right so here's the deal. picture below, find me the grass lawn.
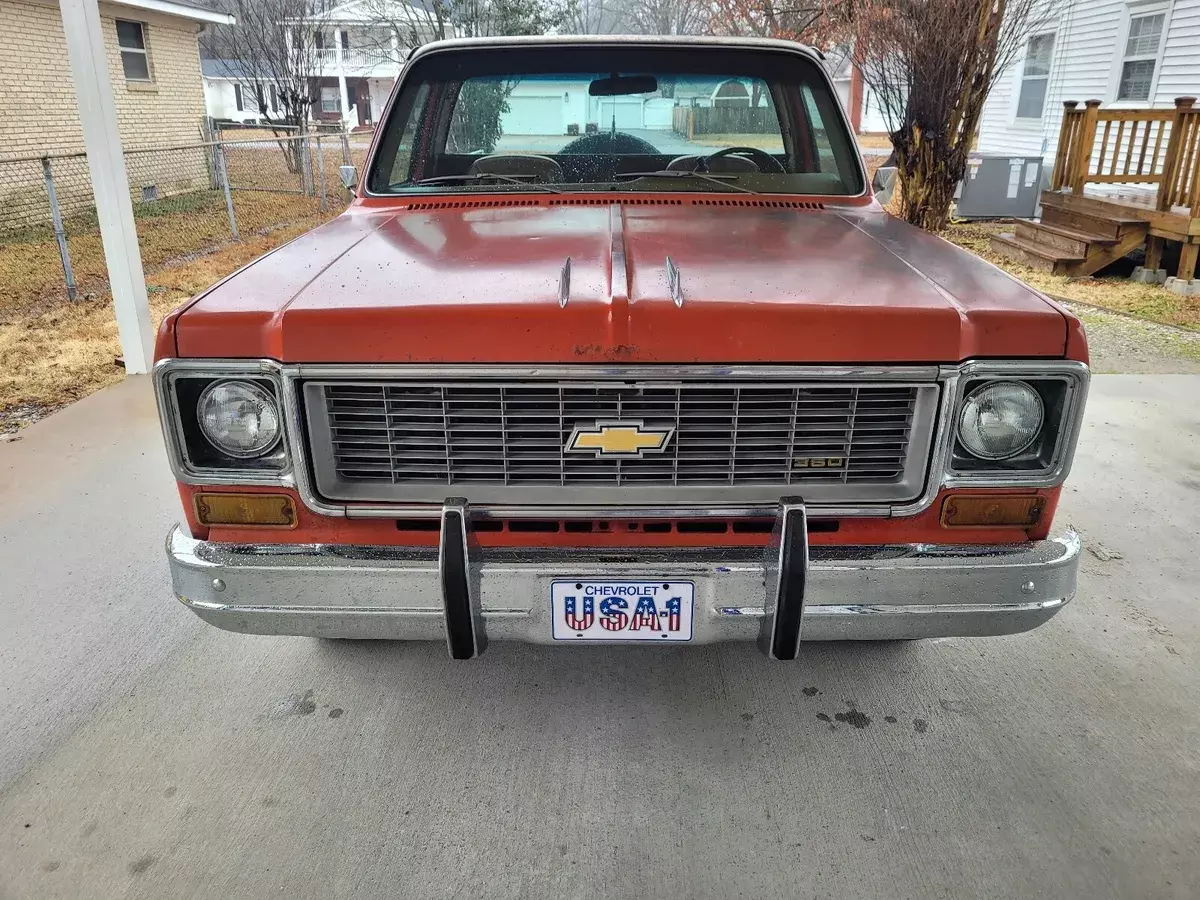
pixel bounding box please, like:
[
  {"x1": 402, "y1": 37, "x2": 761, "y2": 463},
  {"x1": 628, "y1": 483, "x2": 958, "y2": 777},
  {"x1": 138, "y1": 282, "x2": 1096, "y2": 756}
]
[
  {"x1": 221, "y1": 138, "x2": 369, "y2": 196},
  {"x1": 856, "y1": 134, "x2": 893, "y2": 151},
  {"x1": 1, "y1": 140, "x2": 354, "y2": 428},
  {"x1": 690, "y1": 133, "x2": 894, "y2": 154},
  {"x1": 941, "y1": 220, "x2": 1200, "y2": 330},
  {"x1": 689, "y1": 133, "x2": 785, "y2": 151},
  {"x1": 0, "y1": 220, "x2": 329, "y2": 426},
  {"x1": 0, "y1": 190, "x2": 337, "y2": 315}
]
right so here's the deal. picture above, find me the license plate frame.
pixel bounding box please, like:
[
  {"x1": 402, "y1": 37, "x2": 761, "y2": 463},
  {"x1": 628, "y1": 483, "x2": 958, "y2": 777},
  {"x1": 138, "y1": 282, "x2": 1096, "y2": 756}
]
[{"x1": 550, "y1": 580, "x2": 696, "y2": 642}]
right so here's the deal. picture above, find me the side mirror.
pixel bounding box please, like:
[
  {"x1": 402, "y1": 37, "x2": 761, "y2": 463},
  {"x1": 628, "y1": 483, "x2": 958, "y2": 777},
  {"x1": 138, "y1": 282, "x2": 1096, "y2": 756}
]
[{"x1": 339, "y1": 165, "x2": 357, "y2": 191}]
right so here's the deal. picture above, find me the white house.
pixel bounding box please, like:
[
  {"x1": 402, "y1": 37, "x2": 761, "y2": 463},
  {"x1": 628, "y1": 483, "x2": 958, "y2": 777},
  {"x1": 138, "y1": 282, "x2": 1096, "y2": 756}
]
[
  {"x1": 977, "y1": 0, "x2": 1200, "y2": 166},
  {"x1": 497, "y1": 77, "x2": 761, "y2": 137},
  {"x1": 300, "y1": 0, "x2": 436, "y2": 130},
  {"x1": 201, "y1": 1, "x2": 436, "y2": 129},
  {"x1": 825, "y1": 46, "x2": 890, "y2": 135},
  {"x1": 202, "y1": 59, "x2": 283, "y2": 123}
]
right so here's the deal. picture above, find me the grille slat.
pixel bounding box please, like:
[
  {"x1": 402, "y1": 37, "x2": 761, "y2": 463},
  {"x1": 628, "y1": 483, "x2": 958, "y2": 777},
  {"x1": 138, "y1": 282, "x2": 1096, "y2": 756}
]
[{"x1": 317, "y1": 380, "x2": 924, "y2": 492}]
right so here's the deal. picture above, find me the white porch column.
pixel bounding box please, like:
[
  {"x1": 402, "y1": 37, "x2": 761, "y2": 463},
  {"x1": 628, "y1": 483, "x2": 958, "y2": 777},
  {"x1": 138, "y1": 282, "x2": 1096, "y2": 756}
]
[
  {"x1": 336, "y1": 29, "x2": 351, "y2": 129},
  {"x1": 58, "y1": 0, "x2": 153, "y2": 374}
]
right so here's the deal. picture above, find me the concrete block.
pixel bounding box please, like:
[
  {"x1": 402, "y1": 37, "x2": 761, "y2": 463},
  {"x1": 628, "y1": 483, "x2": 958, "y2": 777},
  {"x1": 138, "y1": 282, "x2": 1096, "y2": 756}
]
[
  {"x1": 1165, "y1": 277, "x2": 1200, "y2": 296},
  {"x1": 1130, "y1": 266, "x2": 1158, "y2": 284},
  {"x1": 1155, "y1": 268, "x2": 1169, "y2": 284}
]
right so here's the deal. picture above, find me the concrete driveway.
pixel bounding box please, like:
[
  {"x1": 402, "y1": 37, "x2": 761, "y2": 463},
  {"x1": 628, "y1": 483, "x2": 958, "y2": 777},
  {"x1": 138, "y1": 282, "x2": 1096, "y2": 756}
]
[{"x1": 1, "y1": 375, "x2": 1197, "y2": 899}]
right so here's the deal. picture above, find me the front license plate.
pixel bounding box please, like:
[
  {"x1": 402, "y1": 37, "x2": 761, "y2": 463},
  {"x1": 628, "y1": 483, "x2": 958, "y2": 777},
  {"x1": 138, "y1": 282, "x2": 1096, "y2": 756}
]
[{"x1": 551, "y1": 580, "x2": 695, "y2": 642}]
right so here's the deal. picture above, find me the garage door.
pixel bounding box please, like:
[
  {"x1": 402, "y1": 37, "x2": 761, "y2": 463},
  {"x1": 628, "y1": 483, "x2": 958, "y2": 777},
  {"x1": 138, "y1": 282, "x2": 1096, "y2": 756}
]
[
  {"x1": 597, "y1": 99, "x2": 644, "y2": 130},
  {"x1": 501, "y1": 96, "x2": 563, "y2": 136}
]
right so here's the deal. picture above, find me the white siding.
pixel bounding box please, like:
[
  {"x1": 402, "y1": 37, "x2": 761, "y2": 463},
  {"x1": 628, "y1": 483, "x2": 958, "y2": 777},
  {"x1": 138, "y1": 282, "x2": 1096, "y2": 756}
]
[
  {"x1": 1156, "y1": 0, "x2": 1200, "y2": 101},
  {"x1": 977, "y1": 0, "x2": 1200, "y2": 172},
  {"x1": 834, "y1": 77, "x2": 851, "y2": 113},
  {"x1": 368, "y1": 78, "x2": 394, "y2": 122},
  {"x1": 860, "y1": 85, "x2": 890, "y2": 134},
  {"x1": 203, "y1": 78, "x2": 250, "y2": 122},
  {"x1": 833, "y1": 77, "x2": 891, "y2": 134}
]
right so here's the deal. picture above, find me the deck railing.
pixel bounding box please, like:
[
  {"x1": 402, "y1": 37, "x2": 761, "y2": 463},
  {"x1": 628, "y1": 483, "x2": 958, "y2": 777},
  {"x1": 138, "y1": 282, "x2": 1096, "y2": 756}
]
[
  {"x1": 310, "y1": 48, "x2": 397, "y2": 73},
  {"x1": 1050, "y1": 96, "x2": 1200, "y2": 215}
]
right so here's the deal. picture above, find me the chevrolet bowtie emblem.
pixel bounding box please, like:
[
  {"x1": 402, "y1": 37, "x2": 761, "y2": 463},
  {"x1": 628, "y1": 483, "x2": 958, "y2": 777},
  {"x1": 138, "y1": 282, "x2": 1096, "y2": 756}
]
[{"x1": 566, "y1": 421, "x2": 674, "y2": 458}]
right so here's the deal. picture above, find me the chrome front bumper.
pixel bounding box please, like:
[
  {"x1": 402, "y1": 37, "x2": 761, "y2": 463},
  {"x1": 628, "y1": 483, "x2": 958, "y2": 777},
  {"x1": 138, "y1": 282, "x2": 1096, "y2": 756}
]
[{"x1": 166, "y1": 500, "x2": 1081, "y2": 658}]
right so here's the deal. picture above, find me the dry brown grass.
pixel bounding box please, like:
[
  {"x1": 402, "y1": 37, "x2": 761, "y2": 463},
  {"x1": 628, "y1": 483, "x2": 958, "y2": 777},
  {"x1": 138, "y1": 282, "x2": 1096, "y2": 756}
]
[
  {"x1": 222, "y1": 140, "x2": 370, "y2": 195},
  {"x1": 863, "y1": 156, "x2": 887, "y2": 184},
  {"x1": 0, "y1": 221, "x2": 325, "y2": 422},
  {"x1": 942, "y1": 221, "x2": 1200, "y2": 330},
  {"x1": 856, "y1": 133, "x2": 893, "y2": 151},
  {"x1": 688, "y1": 134, "x2": 785, "y2": 151},
  {"x1": 0, "y1": 191, "x2": 337, "y2": 315},
  {"x1": 692, "y1": 132, "x2": 894, "y2": 154}
]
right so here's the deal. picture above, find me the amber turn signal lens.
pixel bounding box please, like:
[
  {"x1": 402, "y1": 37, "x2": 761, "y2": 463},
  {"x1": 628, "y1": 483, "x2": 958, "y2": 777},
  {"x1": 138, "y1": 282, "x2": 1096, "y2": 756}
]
[
  {"x1": 194, "y1": 493, "x2": 297, "y2": 528},
  {"x1": 941, "y1": 494, "x2": 1043, "y2": 528}
]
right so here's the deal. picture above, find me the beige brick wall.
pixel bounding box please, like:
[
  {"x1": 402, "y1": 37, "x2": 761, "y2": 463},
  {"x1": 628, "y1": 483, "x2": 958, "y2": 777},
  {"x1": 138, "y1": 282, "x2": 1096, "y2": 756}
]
[{"x1": 0, "y1": 0, "x2": 210, "y2": 225}]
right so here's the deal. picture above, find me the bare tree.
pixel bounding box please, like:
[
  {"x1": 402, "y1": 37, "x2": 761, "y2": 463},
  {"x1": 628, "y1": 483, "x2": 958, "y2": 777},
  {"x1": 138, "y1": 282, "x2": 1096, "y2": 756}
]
[
  {"x1": 851, "y1": 0, "x2": 1048, "y2": 230},
  {"x1": 352, "y1": 0, "x2": 452, "y2": 52},
  {"x1": 355, "y1": 0, "x2": 570, "y2": 49},
  {"x1": 202, "y1": 0, "x2": 336, "y2": 171},
  {"x1": 562, "y1": 0, "x2": 623, "y2": 33},
  {"x1": 709, "y1": 0, "x2": 850, "y2": 44},
  {"x1": 622, "y1": 0, "x2": 709, "y2": 35}
]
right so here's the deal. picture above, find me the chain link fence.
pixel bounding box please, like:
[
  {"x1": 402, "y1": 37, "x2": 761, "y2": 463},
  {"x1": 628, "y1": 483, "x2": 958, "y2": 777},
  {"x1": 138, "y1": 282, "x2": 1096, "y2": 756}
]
[{"x1": 0, "y1": 128, "x2": 373, "y2": 320}]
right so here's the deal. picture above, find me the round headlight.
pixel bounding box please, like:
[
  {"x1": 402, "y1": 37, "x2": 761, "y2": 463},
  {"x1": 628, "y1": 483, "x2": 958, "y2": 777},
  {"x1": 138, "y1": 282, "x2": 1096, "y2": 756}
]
[
  {"x1": 197, "y1": 380, "x2": 281, "y2": 458},
  {"x1": 958, "y1": 381, "x2": 1044, "y2": 460}
]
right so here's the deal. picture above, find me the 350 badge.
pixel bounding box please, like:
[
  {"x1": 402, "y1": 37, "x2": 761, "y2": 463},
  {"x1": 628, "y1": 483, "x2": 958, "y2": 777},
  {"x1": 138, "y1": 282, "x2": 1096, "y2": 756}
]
[{"x1": 550, "y1": 580, "x2": 696, "y2": 642}]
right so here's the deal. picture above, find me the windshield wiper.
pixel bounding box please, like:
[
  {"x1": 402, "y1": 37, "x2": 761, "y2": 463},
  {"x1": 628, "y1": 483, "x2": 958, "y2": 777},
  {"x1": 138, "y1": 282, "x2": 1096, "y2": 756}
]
[
  {"x1": 611, "y1": 170, "x2": 760, "y2": 195},
  {"x1": 409, "y1": 173, "x2": 564, "y2": 194}
]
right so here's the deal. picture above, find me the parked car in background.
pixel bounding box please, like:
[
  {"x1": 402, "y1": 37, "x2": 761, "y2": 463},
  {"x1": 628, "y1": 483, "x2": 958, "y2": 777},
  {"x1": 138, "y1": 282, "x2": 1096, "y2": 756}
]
[{"x1": 155, "y1": 36, "x2": 1089, "y2": 660}]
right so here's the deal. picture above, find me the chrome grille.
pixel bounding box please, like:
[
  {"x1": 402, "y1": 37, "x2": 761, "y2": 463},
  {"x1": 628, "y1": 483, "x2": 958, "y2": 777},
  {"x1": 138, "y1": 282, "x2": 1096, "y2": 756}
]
[{"x1": 303, "y1": 378, "x2": 940, "y2": 506}]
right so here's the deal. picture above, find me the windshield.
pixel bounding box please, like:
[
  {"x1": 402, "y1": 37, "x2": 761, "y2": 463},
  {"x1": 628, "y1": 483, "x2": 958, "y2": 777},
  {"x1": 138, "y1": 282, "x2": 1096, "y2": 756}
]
[{"x1": 368, "y1": 45, "x2": 864, "y2": 197}]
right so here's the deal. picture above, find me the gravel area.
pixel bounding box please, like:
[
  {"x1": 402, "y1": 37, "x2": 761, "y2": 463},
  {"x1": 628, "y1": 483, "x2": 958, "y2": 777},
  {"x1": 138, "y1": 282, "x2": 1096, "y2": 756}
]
[
  {"x1": 0, "y1": 403, "x2": 54, "y2": 437},
  {"x1": 1059, "y1": 300, "x2": 1200, "y2": 374}
]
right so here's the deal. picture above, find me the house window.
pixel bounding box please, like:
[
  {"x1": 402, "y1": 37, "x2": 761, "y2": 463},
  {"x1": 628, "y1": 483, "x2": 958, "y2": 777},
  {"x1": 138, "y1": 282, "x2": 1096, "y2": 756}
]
[
  {"x1": 269, "y1": 84, "x2": 278, "y2": 112},
  {"x1": 234, "y1": 83, "x2": 243, "y2": 111},
  {"x1": 1016, "y1": 33, "x2": 1054, "y2": 119},
  {"x1": 1117, "y1": 12, "x2": 1165, "y2": 101},
  {"x1": 321, "y1": 86, "x2": 340, "y2": 113},
  {"x1": 115, "y1": 20, "x2": 151, "y2": 81}
]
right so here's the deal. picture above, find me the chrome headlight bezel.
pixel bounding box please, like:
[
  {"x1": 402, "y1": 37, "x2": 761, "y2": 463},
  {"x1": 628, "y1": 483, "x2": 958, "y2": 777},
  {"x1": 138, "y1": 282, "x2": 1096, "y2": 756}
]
[
  {"x1": 155, "y1": 359, "x2": 293, "y2": 486},
  {"x1": 943, "y1": 361, "x2": 1089, "y2": 487}
]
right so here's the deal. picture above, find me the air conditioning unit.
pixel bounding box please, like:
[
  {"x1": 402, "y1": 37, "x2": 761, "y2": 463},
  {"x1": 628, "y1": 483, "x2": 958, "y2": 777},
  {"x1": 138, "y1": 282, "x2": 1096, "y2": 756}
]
[{"x1": 955, "y1": 156, "x2": 1047, "y2": 219}]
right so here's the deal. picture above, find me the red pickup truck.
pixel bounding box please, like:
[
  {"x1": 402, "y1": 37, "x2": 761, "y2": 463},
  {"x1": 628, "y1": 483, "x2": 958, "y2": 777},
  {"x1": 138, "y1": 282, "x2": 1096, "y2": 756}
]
[{"x1": 156, "y1": 36, "x2": 1088, "y2": 659}]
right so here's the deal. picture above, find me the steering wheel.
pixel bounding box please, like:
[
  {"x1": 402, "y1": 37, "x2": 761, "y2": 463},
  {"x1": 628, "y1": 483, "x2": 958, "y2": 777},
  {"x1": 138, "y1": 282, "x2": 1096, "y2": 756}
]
[
  {"x1": 698, "y1": 146, "x2": 786, "y2": 174},
  {"x1": 561, "y1": 132, "x2": 660, "y2": 155}
]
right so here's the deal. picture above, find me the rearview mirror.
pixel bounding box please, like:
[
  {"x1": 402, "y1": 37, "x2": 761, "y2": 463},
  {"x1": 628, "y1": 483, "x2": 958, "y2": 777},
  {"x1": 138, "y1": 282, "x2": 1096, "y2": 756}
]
[
  {"x1": 339, "y1": 165, "x2": 357, "y2": 190},
  {"x1": 589, "y1": 74, "x2": 658, "y2": 97}
]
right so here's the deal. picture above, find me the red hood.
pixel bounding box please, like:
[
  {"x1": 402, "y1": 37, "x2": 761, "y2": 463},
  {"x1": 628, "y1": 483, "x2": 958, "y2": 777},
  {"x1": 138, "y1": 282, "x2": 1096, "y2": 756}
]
[{"x1": 170, "y1": 199, "x2": 1070, "y2": 363}]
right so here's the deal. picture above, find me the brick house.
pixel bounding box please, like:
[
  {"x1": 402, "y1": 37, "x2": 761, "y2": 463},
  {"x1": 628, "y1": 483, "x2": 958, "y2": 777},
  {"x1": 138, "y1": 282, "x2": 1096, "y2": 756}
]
[{"x1": 0, "y1": 0, "x2": 233, "y2": 226}]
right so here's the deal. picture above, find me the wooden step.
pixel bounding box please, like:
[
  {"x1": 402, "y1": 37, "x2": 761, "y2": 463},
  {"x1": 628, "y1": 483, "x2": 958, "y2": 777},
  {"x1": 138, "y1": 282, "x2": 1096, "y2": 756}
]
[
  {"x1": 1040, "y1": 204, "x2": 1141, "y2": 240},
  {"x1": 1014, "y1": 220, "x2": 1117, "y2": 256},
  {"x1": 989, "y1": 233, "x2": 1083, "y2": 274},
  {"x1": 1039, "y1": 189, "x2": 1150, "y2": 222}
]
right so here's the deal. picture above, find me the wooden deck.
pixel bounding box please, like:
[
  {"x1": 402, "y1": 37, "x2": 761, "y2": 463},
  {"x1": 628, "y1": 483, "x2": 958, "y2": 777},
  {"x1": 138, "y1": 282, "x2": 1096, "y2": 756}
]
[{"x1": 989, "y1": 98, "x2": 1200, "y2": 280}]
